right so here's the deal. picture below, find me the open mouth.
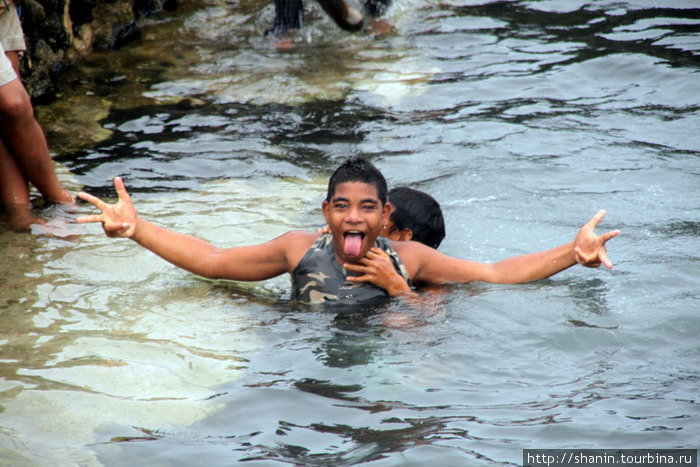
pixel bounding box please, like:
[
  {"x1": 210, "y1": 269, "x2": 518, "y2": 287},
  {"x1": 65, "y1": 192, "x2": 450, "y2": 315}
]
[{"x1": 343, "y1": 231, "x2": 365, "y2": 257}]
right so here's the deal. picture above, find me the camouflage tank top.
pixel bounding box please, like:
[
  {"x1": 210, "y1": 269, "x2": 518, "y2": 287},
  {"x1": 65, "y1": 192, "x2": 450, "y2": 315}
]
[{"x1": 291, "y1": 234, "x2": 411, "y2": 306}]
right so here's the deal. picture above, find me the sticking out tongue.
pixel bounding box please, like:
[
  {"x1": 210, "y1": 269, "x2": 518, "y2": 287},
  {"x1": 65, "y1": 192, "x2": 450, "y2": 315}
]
[{"x1": 343, "y1": 233, "x2": 363, "y2": 257}]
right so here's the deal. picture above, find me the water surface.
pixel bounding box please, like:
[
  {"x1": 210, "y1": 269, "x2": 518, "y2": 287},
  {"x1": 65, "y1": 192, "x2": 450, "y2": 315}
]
[{"x1": 1, "y1": 0, "x2": 699, "y2": 465}]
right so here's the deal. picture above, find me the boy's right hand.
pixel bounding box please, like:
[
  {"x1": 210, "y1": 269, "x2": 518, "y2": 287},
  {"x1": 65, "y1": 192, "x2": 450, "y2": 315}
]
[{"x1": 77, "y1": 177, "x2": 138, "y2": 238}]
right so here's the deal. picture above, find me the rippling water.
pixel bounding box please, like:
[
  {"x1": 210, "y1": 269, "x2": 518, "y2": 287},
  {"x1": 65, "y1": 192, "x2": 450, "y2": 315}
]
[{"x1": 2, "y1": 0, "x2": 699, "y2": 465}]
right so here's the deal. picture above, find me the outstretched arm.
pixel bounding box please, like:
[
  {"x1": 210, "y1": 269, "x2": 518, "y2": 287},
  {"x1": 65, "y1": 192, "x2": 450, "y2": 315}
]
[
  {"x1": 77, "y1": 177, "x2": 304, "y2": 281},
  {"x1": 408, "y1": 210, "x2": 620, "y2": 285}
]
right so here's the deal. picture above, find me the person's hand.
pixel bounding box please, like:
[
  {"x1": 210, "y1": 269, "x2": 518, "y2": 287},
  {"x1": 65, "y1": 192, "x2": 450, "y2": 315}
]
[
  {"x1": 76, "y1": 177, "x2": 138, "y2": 238},
  {"x1": 574, "y1": 210, "x2": 620, "y2": 269},
  {"x1": 318, "y1": 225, "x2": 330, "y2": 235},
  {"x1": 344, "y1": 247, "x2": 413, "y2": 296}
]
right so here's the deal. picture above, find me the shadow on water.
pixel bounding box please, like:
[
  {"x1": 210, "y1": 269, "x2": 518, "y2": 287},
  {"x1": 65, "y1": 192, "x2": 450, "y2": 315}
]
[
  {"x1": 39, "y1": 0, "x2": 699, "y2": 199},
  {"x1": 0, "y1": 235, "x2": 79, "y2": 386},
  {"x1": 55, "y1": 98, "x2": 382, "y2": 197},
  {"x1": 451, "y1": 2, "x2": 699, "y2": 69},
  {"x1": 94, "y1": 417, "x2": 464, "y2": 466},
  {"x1": 239, "y1": 417, "x2": 460, "y2": 465},
  {"x1": 5, "y1": 0, "x2": 699, "y2": 465},
  {"x1": 91, "y1": 311, "x2": 471, "y2": 467}
]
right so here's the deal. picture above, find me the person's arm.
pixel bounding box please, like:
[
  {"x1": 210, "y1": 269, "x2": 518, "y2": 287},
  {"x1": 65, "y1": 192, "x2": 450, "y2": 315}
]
[
  {"x1": 316, "y1": 0, "x2": 364, "y2": 31},
  {"x1": 127, "y1": 218, "x2": 299, "y2": 280},
  {"x1": 77, "y1": 177, "x2": 307, "y2": 281},
  {"x1": 344, "y1": 247, "x2": 416, "y2": 296},
  {"x1": 407, "y1": 210, "x2": 620, "y2": 285}
]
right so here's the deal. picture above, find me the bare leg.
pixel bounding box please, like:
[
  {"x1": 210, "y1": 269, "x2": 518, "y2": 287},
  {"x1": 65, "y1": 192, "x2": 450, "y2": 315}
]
[
  {"x1": 6, "y1": 50, "x2": 19, "y2": 75},
  {"x1": 316, "y1": 0, "x2": 364, "y2": 31},
  {"x1": 0, "y1": 138, "x2": 29, "y2": 205},
  {"x1": 0, "y1": 74, "x2": 73, "y2": 204},
  {"x1": 0, "y1": 137, "x2": 38, "y2": 230}
]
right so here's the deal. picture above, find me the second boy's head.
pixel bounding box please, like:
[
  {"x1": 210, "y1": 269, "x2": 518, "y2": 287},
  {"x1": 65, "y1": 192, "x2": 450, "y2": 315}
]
[
  {"x1": 323, "y1": 157, "x2": 392, "y2": 264},
  {"x1": 384, "y1": 187, "x2": 445, "y2": 249}
]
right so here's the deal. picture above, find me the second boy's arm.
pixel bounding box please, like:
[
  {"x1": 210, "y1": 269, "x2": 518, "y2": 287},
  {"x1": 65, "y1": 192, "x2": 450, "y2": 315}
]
[{"x1": 404, "y1": 210, "x2": 620, "y2": 285}]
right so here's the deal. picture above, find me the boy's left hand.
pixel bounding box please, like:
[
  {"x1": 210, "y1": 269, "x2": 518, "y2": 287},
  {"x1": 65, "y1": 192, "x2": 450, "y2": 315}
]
[{"x1": 574, "y1": 210, "x2": 621, "y2": 269}]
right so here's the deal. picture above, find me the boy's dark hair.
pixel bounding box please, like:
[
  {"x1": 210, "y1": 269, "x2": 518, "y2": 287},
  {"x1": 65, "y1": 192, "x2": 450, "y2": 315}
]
[
  {"x1": 326, "y1": 156, "x2": 388, "y2": 205},
  {"x1": 388, "y1": 187, "x2": 445, "y2": 249}
]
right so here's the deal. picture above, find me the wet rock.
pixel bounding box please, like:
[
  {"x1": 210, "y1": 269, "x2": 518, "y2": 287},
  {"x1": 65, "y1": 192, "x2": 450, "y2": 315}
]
[
  {"x1": 162, "y1": 0, "x2": 178, "y2": 12},
  {"x1": 68, "y1": 0, "x2": 96, "y2": 30},
  {"x1": 109, "y1": 22, "x2": 142, "y2": 50},
  {"x1": 19, "y1": 0, "x2": 178, "y2": 103}
]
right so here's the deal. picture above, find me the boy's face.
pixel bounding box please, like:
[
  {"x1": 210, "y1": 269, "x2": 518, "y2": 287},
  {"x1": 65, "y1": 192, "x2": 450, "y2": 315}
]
[{"x1": 323, "y1": 181, "x2": 392, "y2": 264}]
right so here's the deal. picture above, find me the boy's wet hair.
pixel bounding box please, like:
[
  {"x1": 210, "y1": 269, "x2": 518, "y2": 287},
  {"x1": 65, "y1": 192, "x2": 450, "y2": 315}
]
[
  {"x1": 326, "y1": 156, "x2": 388, "y2": 205},
  {"x1": 388, "y1": 187, "x2": 445, "y2": 249}
]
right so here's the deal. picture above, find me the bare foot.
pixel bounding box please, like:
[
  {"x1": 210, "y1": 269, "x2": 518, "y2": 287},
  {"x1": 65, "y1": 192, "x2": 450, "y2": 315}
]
[
  {"x1": 274, "y1": 36, "x2": 295, "y2": 51},
  {"x1": 368, "y1": 19, "x2": 396, "y2": 36},
  {"x1": 0, "y1": 203, "x2": 45, "y2": 231},
  {"x1": 49, "y1": 188, "x2": 76, "y2": 205},
  {"x1": 30, "y1": 203, "x2": 81, "y2": 240}
]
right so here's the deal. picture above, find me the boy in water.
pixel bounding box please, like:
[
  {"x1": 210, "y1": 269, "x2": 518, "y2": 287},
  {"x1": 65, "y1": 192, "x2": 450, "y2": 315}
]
[
  {"x1": 77, "y1": 157, "x2": 619, "y2": 306},
  {"x1": 382, "y1": 186, "x2": 445, "y2": 248},
  {"x1": 322, "y1": 186, "x2": 446, "y2": 296}
]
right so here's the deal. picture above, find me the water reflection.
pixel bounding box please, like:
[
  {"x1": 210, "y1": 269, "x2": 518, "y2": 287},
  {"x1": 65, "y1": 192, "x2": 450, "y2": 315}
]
[
  {"x1": 0, "y1": 223, "x2": 262, "y2": 465},
  {"x1": 4, "y1": 0, "x2": 700, "y2": 464},
  {"x1": 0, "y1": 233, "x2": 73, "y2": 382}
]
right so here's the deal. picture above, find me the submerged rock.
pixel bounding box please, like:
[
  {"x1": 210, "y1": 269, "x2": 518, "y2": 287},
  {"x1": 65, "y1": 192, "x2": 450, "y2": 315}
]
[{"x1": 20, "y1": 0, "x2": 178, "y2": 103}]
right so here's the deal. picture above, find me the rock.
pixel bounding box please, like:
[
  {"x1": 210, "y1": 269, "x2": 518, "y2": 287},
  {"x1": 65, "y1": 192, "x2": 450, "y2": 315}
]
[{"x1": 19, "y1": 0, "x2": 178, "y2": 103}]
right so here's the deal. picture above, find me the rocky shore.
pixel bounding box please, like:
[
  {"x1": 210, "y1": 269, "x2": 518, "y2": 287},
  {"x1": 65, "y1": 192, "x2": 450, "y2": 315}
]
[{"x1": 19, "y1": 0, "x2": 177, "y2": 103}]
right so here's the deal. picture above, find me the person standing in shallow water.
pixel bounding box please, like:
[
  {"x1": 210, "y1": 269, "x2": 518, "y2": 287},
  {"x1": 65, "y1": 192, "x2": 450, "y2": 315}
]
[
  {"x1": 77, "y1": 157, "x2": 620, "y2": 306},
  {"x1": 0, "y1": 3, "x2": 74, "y2": 230},
  {"x1": 266, "y1": 0, "x2": 393, "y2": 42}
]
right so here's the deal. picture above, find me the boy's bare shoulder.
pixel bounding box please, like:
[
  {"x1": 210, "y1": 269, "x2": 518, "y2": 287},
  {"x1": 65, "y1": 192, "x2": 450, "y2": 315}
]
[
  {"x1": 275, "y1": 230, "x2": 321, "y2": 268},
  {"x1": 283, "y1": 230, "x2": 320, "y2": 242},
  {"x1": 390, "y1": 239, "x2": 435, "y2": 256},
  {"x1": 389, "y1": 239, "x2": 439, "y2": 276}
]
